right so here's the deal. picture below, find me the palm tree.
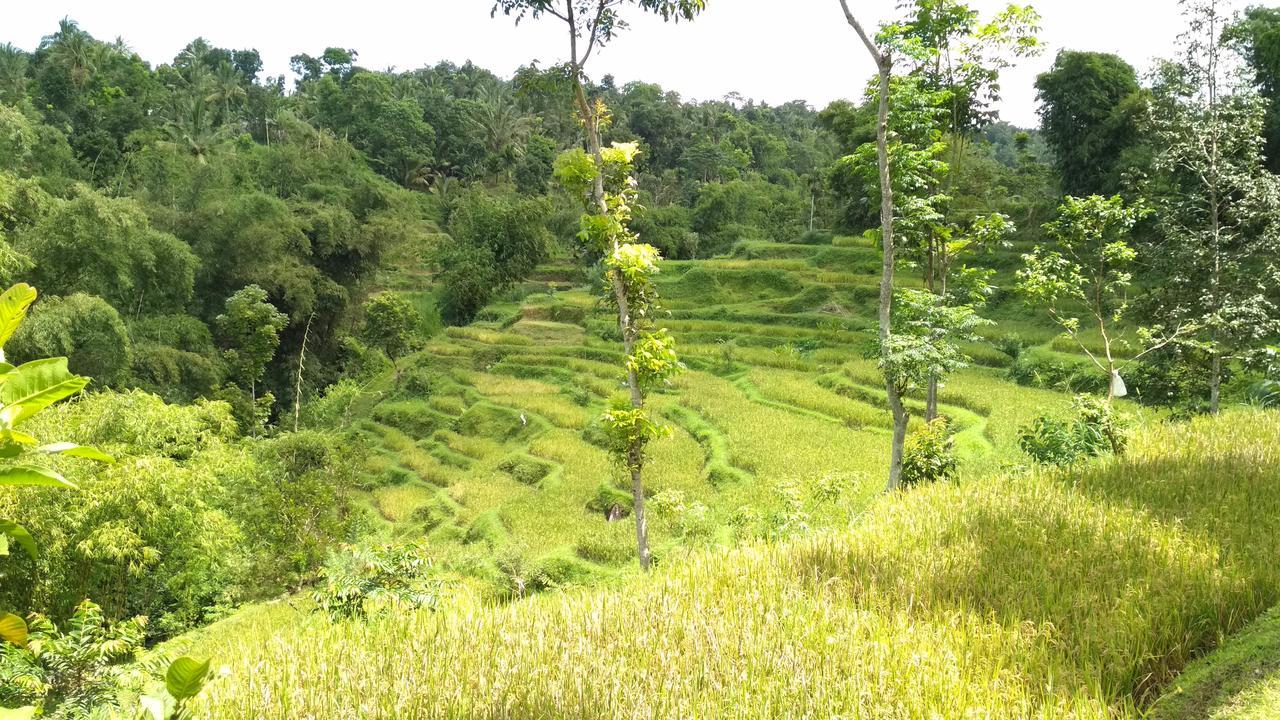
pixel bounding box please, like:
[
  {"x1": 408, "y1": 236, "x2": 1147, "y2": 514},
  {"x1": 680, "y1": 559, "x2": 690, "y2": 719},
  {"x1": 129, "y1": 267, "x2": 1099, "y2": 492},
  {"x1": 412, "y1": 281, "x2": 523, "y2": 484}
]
[
  {"x1": 0, "y1": 44, "x2": 28, "y2": 102},
  {"x1": 42, "y1": 19, "x2": 98, "y2": 87},
  {"x1": 161, "y1": 64, "x2": 230, "y2": 164},
  {"x1": 205, "y1": 62, "x2": 247, "y2": 126},
  {"x1": 464, "y1": 83, "x2": 535, "y2": 176}
]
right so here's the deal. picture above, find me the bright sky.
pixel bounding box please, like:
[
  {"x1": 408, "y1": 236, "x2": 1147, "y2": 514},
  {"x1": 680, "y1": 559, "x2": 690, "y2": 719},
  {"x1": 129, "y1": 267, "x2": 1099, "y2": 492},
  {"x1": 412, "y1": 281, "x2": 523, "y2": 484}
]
[{"x1": 0, "y1": 0, "x2": 1192, "y2": 128}]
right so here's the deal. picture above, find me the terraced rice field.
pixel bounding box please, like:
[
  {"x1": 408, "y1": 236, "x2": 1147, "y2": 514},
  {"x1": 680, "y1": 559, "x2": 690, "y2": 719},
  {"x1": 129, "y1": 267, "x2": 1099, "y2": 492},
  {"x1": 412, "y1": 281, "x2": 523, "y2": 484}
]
[{"x1": 343, "y1": 237, "x2": 1109, "y2": 584}]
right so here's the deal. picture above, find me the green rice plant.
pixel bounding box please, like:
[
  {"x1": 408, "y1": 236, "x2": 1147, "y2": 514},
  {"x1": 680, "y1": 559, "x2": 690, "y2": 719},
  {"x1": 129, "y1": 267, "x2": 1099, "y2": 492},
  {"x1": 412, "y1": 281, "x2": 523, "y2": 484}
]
[
  {"x1": 662, "y1": 405, "x2": 751, "y2": 487},
  {"x1": 180, "y1": 411, "x2": 1280, "y2": 719},
  {"x1": 372, "y1": 484, "x2": 436, "y2": 524},
  {"x1": 444, "y1": 327, "x2": 534, "y2": 346}
]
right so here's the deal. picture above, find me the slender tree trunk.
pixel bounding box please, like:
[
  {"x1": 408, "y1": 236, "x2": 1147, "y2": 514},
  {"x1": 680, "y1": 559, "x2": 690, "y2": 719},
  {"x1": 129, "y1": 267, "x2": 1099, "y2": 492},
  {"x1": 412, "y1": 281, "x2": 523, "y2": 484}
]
[
  {"x1": 294, "y1": 312, "x2": 314, "y2": 433},
  {"x1": 1210, "y1": 352, "x2": 1222, "y2": 414},
  {"x1": 573, "y1": 69, "x2": 652, "y2": 570},
  {"x1": 838, "y1": 0, "x2": 904, "y2": 491},
  {"x1": 873, "y1": 58, "x2": 906, "y2": 491}
]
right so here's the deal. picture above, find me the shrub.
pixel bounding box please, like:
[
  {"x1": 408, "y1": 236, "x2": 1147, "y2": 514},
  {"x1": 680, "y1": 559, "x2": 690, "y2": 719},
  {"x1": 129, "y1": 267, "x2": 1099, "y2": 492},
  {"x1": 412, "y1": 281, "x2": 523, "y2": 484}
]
[
  {"x1": 0, "y1": 600, "x2": 146, "y2": 715},
  {"x1": 993, "y1": 333, "x2": 1028, "y2": 360},
  {"x1": 901, "y1": 418, "x2": 958, "y2": 487},
  {"x1": 372, "y1": 400, "x2": 443, "y2": 437},
  {"x1": 574, "y1": 524, "x2": 636, "y2": 565},
  {"x1": 1019, "y1": 395, "x2": 1128, "y2": 466},
  {"x1": 797, "y1": 229, "x2": 835, "y2": 245},
  {"x1": 586, "y1": 481, "x2": 633, "y2": 520},
  {"x1": 527, "y1": 551, "x2": 604, "y2": 592},
  {"x1": 9, "y1": 293, "x2": 133, "y2": 386},
  {"x1": 312, "y1": 544, "x2": 439, "y2": 620},
  {"x1": 498, "y1": 454, "x2": 555, "y2": 487},
  {"x1": 1008, "y1": 349, "x2": 1107, "y2": 394}
]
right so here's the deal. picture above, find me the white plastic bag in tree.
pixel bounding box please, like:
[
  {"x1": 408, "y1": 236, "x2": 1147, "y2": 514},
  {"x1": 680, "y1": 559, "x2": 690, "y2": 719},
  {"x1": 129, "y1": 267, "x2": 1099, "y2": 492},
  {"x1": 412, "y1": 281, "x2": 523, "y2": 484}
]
[{"x1": 1110, "y1": 371, "x2": 1128, "y2": 398}]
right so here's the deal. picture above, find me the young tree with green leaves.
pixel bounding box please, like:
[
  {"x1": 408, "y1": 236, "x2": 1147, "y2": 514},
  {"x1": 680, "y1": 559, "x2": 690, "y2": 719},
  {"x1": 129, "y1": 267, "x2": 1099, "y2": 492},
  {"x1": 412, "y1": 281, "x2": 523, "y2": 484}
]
[
  {"x1": 214, "y1": 284, "x2": 287, "y2": 401},
  {"x1": 1144, "y1": 0, "x2": 1280, "y2": 413},
  {"x1": 362, "y1": 292, "x2": 422, "y2": 384},
  {"x1": 882, "y1": 0, "x2": 1039, "y2": 420},
  {"x1": 492, "y1": 0, "x2": 704, "y2": 570},
  {"x1": 1019, "y1": 195, "x2": 1189, "y2": 402}
]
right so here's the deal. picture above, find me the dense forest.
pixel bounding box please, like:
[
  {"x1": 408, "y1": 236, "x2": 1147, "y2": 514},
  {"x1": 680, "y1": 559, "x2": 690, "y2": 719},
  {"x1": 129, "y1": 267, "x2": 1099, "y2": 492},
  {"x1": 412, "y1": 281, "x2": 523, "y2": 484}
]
[{"x1": 1, "y1": 0, "x2": 1279, "y2": 718}]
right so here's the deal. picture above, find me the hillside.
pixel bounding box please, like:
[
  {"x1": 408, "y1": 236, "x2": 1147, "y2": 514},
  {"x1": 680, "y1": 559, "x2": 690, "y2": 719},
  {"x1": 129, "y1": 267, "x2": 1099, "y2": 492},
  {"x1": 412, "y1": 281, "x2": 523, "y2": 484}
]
[
  {"x1": 161, "y1": 410, "x2": 1280, "y2": 718},
  {"x1": 339, "y1": 232, "x2": 1098, "y2": 590}
]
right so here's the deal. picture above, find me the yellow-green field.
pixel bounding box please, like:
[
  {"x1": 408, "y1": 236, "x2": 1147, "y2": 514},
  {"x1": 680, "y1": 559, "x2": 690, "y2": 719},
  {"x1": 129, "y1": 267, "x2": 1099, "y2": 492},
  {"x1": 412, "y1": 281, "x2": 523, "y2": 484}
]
[
  {"x1": 162, "y1": 411, "x2": 1280, "y2": 718},
  {"x1": 343, "y1": 238, "x2": 1106, "y2": 587}
]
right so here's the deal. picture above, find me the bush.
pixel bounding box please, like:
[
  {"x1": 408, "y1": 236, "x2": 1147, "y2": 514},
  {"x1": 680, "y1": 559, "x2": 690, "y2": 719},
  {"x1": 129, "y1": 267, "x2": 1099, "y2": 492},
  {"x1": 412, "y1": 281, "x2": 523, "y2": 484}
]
[
  {"x1": 499, "y1": 454, "x2": 555, "y2": 487},
  {"x1": 901, "y1": 418, "x2": 958, "y2": 487},
  {"x1": 9, "y1": 293, "x2": 133, "y2": 386},
  {"x1": 586, "y1": 481, "x2": 633, "y2": 520},
  {"x1": 993, "y1": 333, "x2": 1028, "y2": 360},
  {"x1": 1019, "y1": 395, "x2": 1128, "y2": 466},
  {"x1": 0, "y1": 600, "x2": 146, "y2": 715},
  {"x1": 373, "y1": 400, "x2": 444, "y2": 437},
  {"x1": 312, "y1": 544, "x2": 439, "y2": 620},
  {"x1": 574, "y1": 524, "x2": 636, "y2": 565},
  {"x1": 797, "y1": 229, "x2": 834, "y2": 245},
  {"x1": 1008, "y1": 349, "x2": 1107, "y2": 394}
]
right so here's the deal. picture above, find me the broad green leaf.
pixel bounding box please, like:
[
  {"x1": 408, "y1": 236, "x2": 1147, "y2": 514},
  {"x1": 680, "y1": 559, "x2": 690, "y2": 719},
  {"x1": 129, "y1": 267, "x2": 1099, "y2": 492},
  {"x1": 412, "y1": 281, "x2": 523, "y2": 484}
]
[
  {"x1": 0, "y1": 707, "x2": 35, "y2": 720},
  {"x1": 0, "y1": 284, "x2": 37, "y2": 353},
  {"x1": 37, "y1": 442, "x2": 115, "y2": 464},
  {"x1": 165, "y1": 656, "x2": 212, "y2": 700},
  {"x1": 0, "y1": 520, "x2": 37, "y2": 560},
  {"x1": 0, "y1": 429, "x2": 39, "y2": 446},
  {"x1": 0, "y1": 357, "x2": 89, "y2": 427},
  {"x1": 0, "y1": 466, "x2": 77, "y2": 489},
  {"x1": 0, "y1": 612, "x2": 27, "y2": 647}
]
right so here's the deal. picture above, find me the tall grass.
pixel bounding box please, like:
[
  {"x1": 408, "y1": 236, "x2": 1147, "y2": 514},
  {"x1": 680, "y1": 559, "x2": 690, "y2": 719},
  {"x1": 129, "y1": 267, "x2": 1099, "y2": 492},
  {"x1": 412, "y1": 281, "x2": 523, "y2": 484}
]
[{"x1": 181, "y1": 411, "x2": 1280, "y2": 719}]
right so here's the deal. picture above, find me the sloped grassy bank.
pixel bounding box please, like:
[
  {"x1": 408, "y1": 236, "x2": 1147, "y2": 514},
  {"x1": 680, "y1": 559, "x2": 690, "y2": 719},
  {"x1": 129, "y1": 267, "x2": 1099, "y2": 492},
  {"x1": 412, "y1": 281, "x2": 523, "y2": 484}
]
[{"x1": 181, "y1": 411, "x2": 1279, "y2": 719}]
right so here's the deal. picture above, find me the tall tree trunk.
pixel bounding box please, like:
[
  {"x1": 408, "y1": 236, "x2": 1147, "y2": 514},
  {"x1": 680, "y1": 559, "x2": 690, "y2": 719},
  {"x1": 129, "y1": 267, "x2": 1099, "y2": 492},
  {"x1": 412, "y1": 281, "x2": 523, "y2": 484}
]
[
  {"x1": 573, "y1": 73, "x2": 652, "y2": 571},
  {"x1": 1209, "y1": 353, "x2": 1222, "y2": 414},
  {"x1": 873, "y1": 57, "x2": 905, "y2": 491},
  {"x1": 838, "y1": 0, "x2": 904, "y2": 491}
]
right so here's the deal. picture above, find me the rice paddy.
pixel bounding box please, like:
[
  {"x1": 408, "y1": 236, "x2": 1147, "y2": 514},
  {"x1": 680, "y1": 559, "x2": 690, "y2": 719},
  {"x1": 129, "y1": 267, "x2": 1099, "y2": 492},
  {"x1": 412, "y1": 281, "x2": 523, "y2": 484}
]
[
  {"x1": 165, "y1": 411, "x2": 1280, "y2": 719},
  {"x1": 169, "y1": 236, "x2": 1280, "y2": 718}
]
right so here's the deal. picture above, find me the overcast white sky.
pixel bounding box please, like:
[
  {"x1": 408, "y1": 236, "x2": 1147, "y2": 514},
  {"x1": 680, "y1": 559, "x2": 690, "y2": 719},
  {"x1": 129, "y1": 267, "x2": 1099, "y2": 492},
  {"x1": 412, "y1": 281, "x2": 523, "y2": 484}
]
[{"x1": 1, "y1": 0, "x2": 1192, "y2": 128}]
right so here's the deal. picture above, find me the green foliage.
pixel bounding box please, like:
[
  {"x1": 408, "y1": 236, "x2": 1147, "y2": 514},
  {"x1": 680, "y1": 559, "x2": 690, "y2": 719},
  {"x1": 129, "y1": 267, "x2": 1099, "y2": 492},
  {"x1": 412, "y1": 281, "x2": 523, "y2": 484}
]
[
  {"x1": 900, "y1": 418, "x2": 957, "y2": 487},
  {"x1": 0, "y1": 599, "x2": 145, "y2": 716},
  {"x1": 362, "y1": 292, "x2": 421, "y2": 368},
  {"x1": 138, "y1": 655, "x2": 213, "y2": 720},
  {"x1": 1035, "y1": 50, "x2": 1144, "y2": 195},
  {"x1": 312, "y1": 544, "x2": 439, "y2": 620},
  {"x1": 214, "y1": 285, "x2": 287, "y2": 394},
  {"x1": 10, "y1": 183, "x2": 197, "y2": 315},
  {"x1": 9, "y1": 293, "x2": 132, "y2": 387},
  {"x1": 437, "y1": 190, "x2": 550, "y2": 324},
  {"x1": 1019, "y1": 395, "x2": 1128, "y2": 466},
  {"x1": 883, "y1": 288, "x2": 991, "y2": 395}
]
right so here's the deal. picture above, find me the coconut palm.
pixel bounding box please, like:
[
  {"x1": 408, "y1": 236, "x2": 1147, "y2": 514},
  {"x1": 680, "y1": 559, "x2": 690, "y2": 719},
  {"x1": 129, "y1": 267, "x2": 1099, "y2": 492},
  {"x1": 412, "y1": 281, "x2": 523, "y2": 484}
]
[
  {"x1": 205, "y1": 62, "x2": 247, "y2": 125},
  {"x1": 464, "y1": 83, "x2": 536, "y2": 172},
  {"x1": 42, "y1": 19, "x2": 98, "y2": 87},
  {"x1": 0, "y1": 44, "x2": 28, "y2": 102}
]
